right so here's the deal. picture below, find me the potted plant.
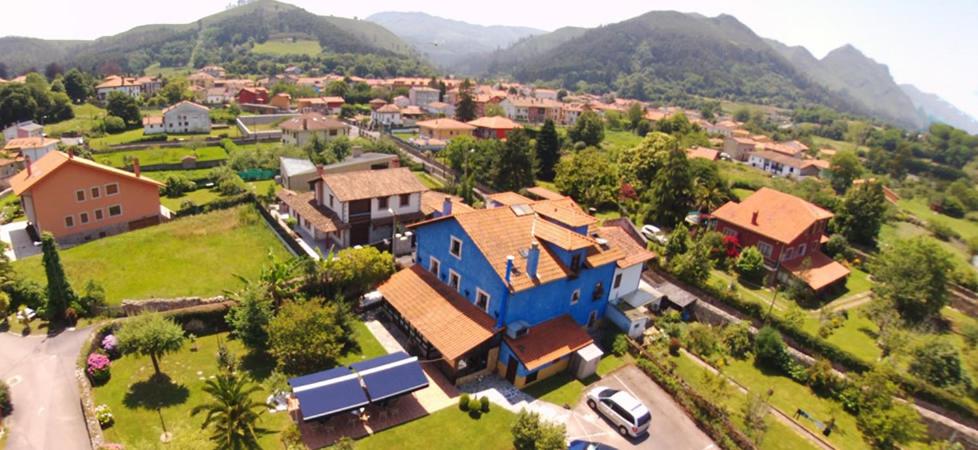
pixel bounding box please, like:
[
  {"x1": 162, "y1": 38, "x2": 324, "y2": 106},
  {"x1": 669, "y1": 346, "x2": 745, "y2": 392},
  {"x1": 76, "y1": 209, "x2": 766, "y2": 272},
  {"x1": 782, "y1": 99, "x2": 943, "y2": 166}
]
[{"x1": 86, "y1": 353, "x2": 111, "y2": 385}]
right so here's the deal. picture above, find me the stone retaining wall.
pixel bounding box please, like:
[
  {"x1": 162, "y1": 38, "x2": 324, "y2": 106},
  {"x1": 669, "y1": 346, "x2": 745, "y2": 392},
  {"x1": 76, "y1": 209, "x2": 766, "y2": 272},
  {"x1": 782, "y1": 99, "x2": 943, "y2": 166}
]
[{"x1": 120, "y1": 295, "x2": 227, "y2": 316}]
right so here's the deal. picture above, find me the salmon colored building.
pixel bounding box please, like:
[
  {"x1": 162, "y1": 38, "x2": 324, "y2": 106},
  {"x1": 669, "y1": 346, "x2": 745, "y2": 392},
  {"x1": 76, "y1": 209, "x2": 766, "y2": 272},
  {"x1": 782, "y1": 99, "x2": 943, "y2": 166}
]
[{"x1": 10, "y1": 151, "x2": 164, "y2": 245}]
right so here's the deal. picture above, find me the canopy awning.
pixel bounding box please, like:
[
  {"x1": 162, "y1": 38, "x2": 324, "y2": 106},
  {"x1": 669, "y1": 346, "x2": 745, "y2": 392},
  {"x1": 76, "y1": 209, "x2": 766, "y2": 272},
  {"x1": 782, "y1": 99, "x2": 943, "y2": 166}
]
[{"x1": 289, "y1": 352, "x2": 429, "y2": 421}]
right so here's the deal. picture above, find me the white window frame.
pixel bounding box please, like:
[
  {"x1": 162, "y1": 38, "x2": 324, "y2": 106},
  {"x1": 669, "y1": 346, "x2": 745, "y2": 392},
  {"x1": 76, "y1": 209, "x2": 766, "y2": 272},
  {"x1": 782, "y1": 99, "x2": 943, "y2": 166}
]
[
  {"x1": 75, "y1": 189, "x2": 86, "y2": 203},
  {"x1": 429, "y1": 256, "x2": 441, "y2": 276},
  {"x1": 475, "y1": 288, "x2": 491, "y2": 312},
  {"x1": 449, "y1": 236, "x2": 463, "y2": 259},
  {"x1": 757, "y1": 241, "x2": 774, "y2": 258},
  {"x1": 108, "y1": 204, "x2": 123, "y2": 217},
  {"x1": 105, "y1": 183, "x2": 120, "y2": 196},
  {"x1": 782, "y1": 247, "x2": 795, "y2": 261},
  {"x1": 798, "y1": 243, "x2": 807, "y2": 257},
  {"x1": 448, "y1": 269, "x2": 461, "y2": 292},
  {"x1": 570, "y1": 289, "x2": 581, "y2": 305}
]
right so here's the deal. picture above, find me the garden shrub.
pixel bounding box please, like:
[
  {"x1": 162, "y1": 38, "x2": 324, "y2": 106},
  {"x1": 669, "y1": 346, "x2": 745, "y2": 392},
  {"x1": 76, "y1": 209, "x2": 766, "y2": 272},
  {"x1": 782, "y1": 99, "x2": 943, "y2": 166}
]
[
  {"x1": 480, "y1": 396, "x2": 490, "y2": 413},
  {"x1": 754, "y1": 326, "x2": 789, "y2": 371},
  {"x1": 612, "y1": 334, "x2": 629, "y2": 357},
  {"x1": 685, "y1": 323, "x2": 720, "y2": 358},
  {"x1": 86, "y1": 352, "x2": 111, "y2": 385},
  {"x1": 668, "y1": 337, "x2": 681, "y2": 356},
  {"x1": 962, "y1": 323, "x2": 978, "y2": 348},
  {"x1": 722, "y1": 322, "x2": 753, "y2": 359},
  {"x1": 95, "y1": 404, "x2": 114, "y2": 428},
  {"x1": 0, "y1": 379, "x2": 11, "y2": 416},
  {"x1": 909, "y1": 339, "x2": 967, "y2": 388},
  {"x1": 102, "y1": 116, "x2": 126, "y2": 133},
  {"x1": 162, "y1": 302, "x2": 231, "y2": 334},
  {"x1": 459, "y1": 393, "x2": 470, "y2": 411},
  {"x1": 928, "y1": 220, "x2": 960, "y2": 241},
  {"x1": 734, "y1": 246, "x2": 766, "y2": 283},
  {"x1": 468, "y1": 398, "x2": 482, "y2": 418}
]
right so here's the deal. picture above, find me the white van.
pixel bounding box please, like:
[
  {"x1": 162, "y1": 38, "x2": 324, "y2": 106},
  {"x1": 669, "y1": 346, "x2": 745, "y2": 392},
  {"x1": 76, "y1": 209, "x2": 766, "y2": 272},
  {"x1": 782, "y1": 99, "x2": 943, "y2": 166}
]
[{"x1": 586, "y1": 387, "x2": 651, "y2": 438}]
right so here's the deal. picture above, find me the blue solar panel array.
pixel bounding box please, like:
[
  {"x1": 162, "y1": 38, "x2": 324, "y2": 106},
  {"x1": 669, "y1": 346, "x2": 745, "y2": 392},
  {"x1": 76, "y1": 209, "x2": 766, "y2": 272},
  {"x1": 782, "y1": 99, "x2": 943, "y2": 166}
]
[{"x1": 289, "y1": 352, "x2": 429, "y2": 421}]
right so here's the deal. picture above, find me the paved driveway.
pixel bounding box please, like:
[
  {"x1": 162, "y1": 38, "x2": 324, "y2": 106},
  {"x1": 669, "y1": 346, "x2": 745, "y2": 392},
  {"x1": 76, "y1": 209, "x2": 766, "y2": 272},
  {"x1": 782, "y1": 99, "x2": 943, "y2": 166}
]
[
  {"x1": 0, "y1": 327, "x2": 92, "y2": 450},
  {"x1": 567, "y1": 365, "x2": 716, "y2": 450}
]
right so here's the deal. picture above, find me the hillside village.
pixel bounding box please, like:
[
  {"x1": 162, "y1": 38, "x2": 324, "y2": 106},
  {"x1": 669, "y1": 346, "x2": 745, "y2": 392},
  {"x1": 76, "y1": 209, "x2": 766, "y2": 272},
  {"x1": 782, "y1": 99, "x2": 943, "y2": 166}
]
[{"x1": 2, "y1": 2, "x2": 978, "y2": 450}]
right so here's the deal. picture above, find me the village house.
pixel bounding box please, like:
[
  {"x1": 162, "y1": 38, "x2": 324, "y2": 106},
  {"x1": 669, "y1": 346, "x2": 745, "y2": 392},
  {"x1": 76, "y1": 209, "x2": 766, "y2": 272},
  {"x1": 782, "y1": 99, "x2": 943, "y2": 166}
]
[
  {"x1": 686, "y1": 146, "x2": 721, "y2": 161},
  {"x1": 199, "y1": 65, "x2": 226, "y2": 78},
  {"x1": 409, "y1": 86, "x2": 440, "y2": 108},
  {"x1": 399, "y1": 106, "x2": 425, "y2": 126},
  {"x1": 378, "y1": 195, "x2": 654, "y2": 386},
  {"x1": 276, "y1": 167, "x2": 426, "y2": 249},
  {"x1": 368, "y1": 98, "x2": 389, "y2": 110},
  {"x1": 532, "y1": 88, "x2": 559, "y2": 101},
  {"x1": 425, "y1": 101, "x2": 455, "y2": 118},
  {"x1": 10, "y1": 151, "x2": 163, "y2": 245},
  {"x1": 186, "y1": 72, "x2": 216, "y2": 88},
  {"x1": 747, "y1": 150, "x2": 825, "y2": 178},
  {"x1": 279, "y1": 113, "x2": 350, "y2": 147},
  {"x1": 95, "y1": 75, "x2": 161, "y2": 101},
  {"x1": 143, "y1": 101, "x2": 211, "y2": 135},
  {"x1": 417, "y1": 118, "x2": 475, "y2": 141},
  {"x1": 296, "y1": 97, "x2": 345, "y2": 115},
  {"x1": 710, "y1": 187, "x2": 850, "y2": 295},
  {"x1": 371, "y1": 104, "x2": 402, "y2": 128},
  {"x1": 467, "y1": 116, "x2": 522, "y2": 140},
  {"x1": 270, "y1": 93, "x2": 293, "y2": 111},
  {"x1": 560, "y1": 104, "x2": 585, "y2": 126},
  {"x1": 237, "y1": 87, "x2": 270, "y2": 105},
  {"x1": 723, "y1": 136, "x2": 757, "y2": 161},
  {"x1": 3, "y1": 137, "x2": 59, "y2": 163},
  {"x1": 2, "y1": 121, "x2": 43, "y2": 142},
  {"x1": 703, "y1": 119, "x2": 742, "y2": 137},
  {"x1": 279, "y1": 151, "x2": 399, "y2": 192},
  {"x1": 499, "y1": 97, "x2": 562, "y2": 123},
  {"x1": 392, "y1": 95, "x2": 410, "y2": 108}
]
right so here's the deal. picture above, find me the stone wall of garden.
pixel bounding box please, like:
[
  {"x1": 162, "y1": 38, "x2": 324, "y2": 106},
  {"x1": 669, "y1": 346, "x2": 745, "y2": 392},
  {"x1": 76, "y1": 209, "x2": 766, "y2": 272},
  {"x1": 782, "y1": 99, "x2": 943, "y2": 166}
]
[{"x1": 120, "y1": 295, "x2": 227, "y2": 316}]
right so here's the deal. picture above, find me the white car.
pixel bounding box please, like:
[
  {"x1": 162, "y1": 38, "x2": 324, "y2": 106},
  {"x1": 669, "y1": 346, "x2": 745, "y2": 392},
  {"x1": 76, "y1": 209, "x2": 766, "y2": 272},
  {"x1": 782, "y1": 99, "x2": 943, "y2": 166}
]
[
  {"x1": 586, "y1": 387, "x2": 651, "y2": 438},
  {"x1": 640, "y1": 225, "x2": 668, "y2": 245}
]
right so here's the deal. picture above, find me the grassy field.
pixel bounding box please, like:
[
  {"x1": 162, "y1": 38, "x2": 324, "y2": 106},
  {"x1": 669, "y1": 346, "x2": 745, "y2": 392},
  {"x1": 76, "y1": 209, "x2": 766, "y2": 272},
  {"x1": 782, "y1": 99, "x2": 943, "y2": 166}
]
[
  {"x1": 879, "y1": 220, "x2": 976, "y2": 276},
  {"x1": 413, "y1": 171, "x2": 445, "y2": 190},
  {"x1": 144, "y1": 167, "x2": 216, "y2": 181},
  {"x1": 142, "y1": 63, "x2": 192, "y2": 78},
  {"x1": 602, "y1": 129, "x2": 643, "y2": 151},
  {"x1": 45, "y1": 103, "x2": 107, "y2": 136},
  {"x1": 13, "y1": 206, "x2": 291, "y2": 304},
  {"x1": 353, "y1": 406, "x2": 517, "y2": 450},
  {"x1": 811, "y1": 136, "x2": 868, "y2": 156},
  {"x1": 521, "y1": 354, "x2": 630, "y2": 407},
  {"x1": 160, "y1": 179, "x2": 279, "y2": 211},
  {"x1": 252, "y1": 39, "x2": 322, "y2": 56},
  {"x1": 669, "y1": 354, "x2": 819, "y2": 450},
  {"x1": 94, "y1": 146, "x2": 228, "y2": 168},
  {"x1": 88, "y1": 129, "x2": 149, "y2": 149}
]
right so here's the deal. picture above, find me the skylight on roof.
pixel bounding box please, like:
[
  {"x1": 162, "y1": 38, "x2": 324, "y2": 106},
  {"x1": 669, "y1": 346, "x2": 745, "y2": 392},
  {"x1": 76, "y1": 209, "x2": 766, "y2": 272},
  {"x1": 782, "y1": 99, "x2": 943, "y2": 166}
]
[{"x1": 511, "y1": 204, "x2": 534, "y2": 216}]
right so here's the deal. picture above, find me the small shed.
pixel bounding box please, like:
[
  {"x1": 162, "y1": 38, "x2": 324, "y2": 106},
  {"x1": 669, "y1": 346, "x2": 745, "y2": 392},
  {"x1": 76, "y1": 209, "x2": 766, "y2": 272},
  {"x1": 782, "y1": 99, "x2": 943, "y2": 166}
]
[{"x1": 570, "y1": 343, "x2": 603, "y2": 380}]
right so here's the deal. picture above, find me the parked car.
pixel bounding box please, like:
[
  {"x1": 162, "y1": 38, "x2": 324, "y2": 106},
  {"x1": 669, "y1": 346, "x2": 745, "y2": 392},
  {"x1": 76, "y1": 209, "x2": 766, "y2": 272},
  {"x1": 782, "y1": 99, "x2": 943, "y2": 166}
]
[
  {"x1": 640, "y1": 225, "x2": 668, "y2": 245},
  {"x1": 586, "y1": 387, "x2": 651, "y2": 437},
  {"x1": 568, "y1": 440, "x2": 617, "y2": 450}
]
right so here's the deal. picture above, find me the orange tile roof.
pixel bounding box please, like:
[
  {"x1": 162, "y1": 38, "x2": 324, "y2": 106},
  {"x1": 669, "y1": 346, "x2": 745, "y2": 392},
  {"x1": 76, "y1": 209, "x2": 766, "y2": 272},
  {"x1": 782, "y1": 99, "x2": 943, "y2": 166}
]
[
  {"x1": 487, "y1": 191, "x2": 534, "y2": 206},
  {"x1": 712, "y1": 187, "x2": 833, "y2": 244},
  {"x1": 686, "y1": 146, "x2": 720, "y2": 161},
  {"x1": 10, "y1": 151, "x2": 162, "y2": 195},
  {"x1": 162, "y1": 100, "x2": 208, "y2": 114},
  {"x1": 467, "y1": 116, "x2": 522, "y2": 130},
  {"x1": 531, "y1": 198, "x2": 598, "y2": 228},
  {"x1": 420, "y1": 191, "x2": 473, "y2": 216},
  {"x1": 320, "y1": 167, "x2": 426, "y2": 202},
  {"x1": 279, "y1": 113, "x2": 349, "y2": 132},
  {"x1": 276, "y1": 189, "x2": 345, "y2": 233},
  {"x1": 378, "y1": 266, "x2": 497, "y2": 361},
  {"x1": 781, "y1": 251, "x2": 850, "y2": 292},
  {"x1": 525, "y1": 186, "x2": 565, "y2": 201},
  {"x1": 142, "y1": 116, "x2": 163, "y2": 125},
  {"x1": 533, "y1": 218, "x2": 596, "y2": 251},
  {"x1": 416, "y1": 118, "x2": 476, "y2": 131},
  {"x1": 3, "y1": 137, "x2": 59, "y2": 151},
  {"x1": 505, "y1": 315, "x2": 593, "y2": 371},
  {"x1": 376, "y1": 104, "x2": 401, "y2": 113},
  {"x1": 596, "y1": 225, "x2": 656, "y2": 268}
]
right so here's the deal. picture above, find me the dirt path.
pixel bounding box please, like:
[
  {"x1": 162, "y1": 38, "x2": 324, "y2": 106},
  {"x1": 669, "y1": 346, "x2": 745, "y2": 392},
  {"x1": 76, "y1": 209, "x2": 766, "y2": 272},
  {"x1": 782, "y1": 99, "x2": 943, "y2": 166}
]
[{"x1": 821, "y1": 292, "x2": 874, "y2": 313}]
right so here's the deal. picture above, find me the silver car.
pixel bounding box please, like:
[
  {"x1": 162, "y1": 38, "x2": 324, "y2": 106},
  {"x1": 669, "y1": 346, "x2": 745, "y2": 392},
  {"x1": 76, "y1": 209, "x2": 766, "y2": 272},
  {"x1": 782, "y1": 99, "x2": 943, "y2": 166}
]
[{"x1": 586, "y1": 387, "x2": 651, "y2": 438}]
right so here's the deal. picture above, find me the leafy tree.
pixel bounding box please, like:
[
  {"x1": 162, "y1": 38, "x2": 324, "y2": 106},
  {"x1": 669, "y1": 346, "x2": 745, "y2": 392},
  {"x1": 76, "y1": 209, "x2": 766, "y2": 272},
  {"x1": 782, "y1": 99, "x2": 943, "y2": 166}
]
[
  {"x1": 105, "y1": 91, "x2": 141, "y2": 126},
  {"x1": 742, "y1": 392, "x2": 770, "y2": 445},
  {"x1": 490, "y1": 129, "x2": 536, "y2": 191},
  {"x1": 670, "y1": 241, "x2": 711, "y2": 285},
  {"x1": 535, "y1": 119, "x2": 560, "y2": 181},
  {"x1": 40, "y1": 233, "x2": 74, "y2": 322},
  {"x1": 733, "y1": 108, "x2": 751, "y2": 122},
  {"x1": 321, "y1": 246, "x2": 395, "y2": 299},
  {"x1": 833, "y1": 181, "x2": 887, "y2": 246},
  {"x1": 908, "y1": 338, "x2": 967, "y2": 388},
  {"x1": 617, "y1": 132, "x2": 670, "y2": 190},
  {"x1": 852, "y1": 366, "x2": 926, "y2": 449},
  {"x1": 735, "y1": 246, "x2": 766, "y2": 283},
  {"x1": 554, "y1": 148, "x2": 617, "y2": 208},
  {"x1": 723, "y1": 322, "x2": 753, "y2": 358},
  {"x1": 159, "y1": 79, "x2": 191, "y2": 104},
  {"x1": 267, "y1": 300, "x2": 354, "y2": 375},
  {"x1": 511, "y1": 409, "x2": 566, "y2": 450},
  {"x1": 62, "y1": 69, "x2": 91, "y2": 102},
  {"x1": 102, "y1": 115, "x2": 127, "y2": 133},
  {"x1": 226, "y1": 288, "x2": 274, "y2": 350},
  {"x1": 645, "y1": 144, "x2": 693, "y2": 228},
  {"x1": 828, "y1": 150, "x2": 863, "y2": 193},
  {"x1": 484, "y1": 103, "x2": 505, "y2": 117},
  {"x1": 872, "y1": 237, "x2": 954, "y2": 323},
  {"x1": 455, "y1": 79, "x2": 476, "y2": 122},
  {"x1": 0, "y1": 379, "x2": 11, "y2": 416},
  {"x1": 568, "y1": 110, "x2": 604, "y2": 146},
  {"x1": 191, "y1": 372, "x2": 270, "y2": 450},
  {"x1": 116, "y1": 314, "x2": 185, "y2": 376},
  {"x1": 663, "y1": 223, "x2": 689, "y2": 258},
  {"x1": 626, "y1": 103, "x2": 644, "y2": 130},
  {"x1": 754, "y1": 326, "x2": 788, "y2": 371},
  {"x1": 163, "y1": 174, "x2": 197, "y2": 198}
]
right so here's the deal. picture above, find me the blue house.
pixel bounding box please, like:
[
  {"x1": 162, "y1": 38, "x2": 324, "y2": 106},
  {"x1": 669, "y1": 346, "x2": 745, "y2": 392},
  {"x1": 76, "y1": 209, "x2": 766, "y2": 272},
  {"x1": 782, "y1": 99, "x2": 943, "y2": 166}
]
[{"x1": 379, "y1": 195, "x2": 654, "y2": 387}]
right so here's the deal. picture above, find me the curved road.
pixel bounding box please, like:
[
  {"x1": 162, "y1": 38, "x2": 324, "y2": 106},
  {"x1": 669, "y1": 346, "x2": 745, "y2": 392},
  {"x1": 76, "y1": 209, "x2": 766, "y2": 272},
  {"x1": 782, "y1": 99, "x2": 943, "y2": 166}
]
[{"x1": 1, "y1": 327, "x2": 92, "y2": 450}]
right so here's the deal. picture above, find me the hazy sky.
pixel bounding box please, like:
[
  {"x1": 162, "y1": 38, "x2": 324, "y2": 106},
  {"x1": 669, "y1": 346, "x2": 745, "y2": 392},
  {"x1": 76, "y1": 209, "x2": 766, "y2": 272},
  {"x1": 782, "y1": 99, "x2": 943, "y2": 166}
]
[{"x1": 5, "y1": 0, "x2": 978, "y2": 119}]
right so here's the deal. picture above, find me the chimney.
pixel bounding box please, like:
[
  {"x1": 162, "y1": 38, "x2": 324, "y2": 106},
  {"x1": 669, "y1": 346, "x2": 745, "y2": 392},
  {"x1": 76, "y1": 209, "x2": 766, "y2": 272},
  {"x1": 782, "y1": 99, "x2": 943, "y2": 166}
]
[
  {"x1": 442, "y1": 196, "x2": 453, "y2": 217},
  {"x1": 751, "y1": 210, "x2": 759, "y2": 225},
  {"x1": 67, "y1": 147, "x2": 74, "y2": 159},
  {"x1": 526, "y1": 241, "x2": 540, "y2": 279},
  {"x1": 302, "y1": 119, "x2": 308, "y2": 131},
  {"x1": 315, "y1": 165, "x2": 324, "y2": 177},
  {"x1": 390, "y1": 158, "x2": 400, "y2": 168},
  {"x1": 504, "y1": 255, "x2": 515, "y2": 285},
  {"x1": 25, "y1": 155, "x2": 32, "y2": 177},
  {"x1": 133, "y1": 158, "x2": 141, "y2": 177}
]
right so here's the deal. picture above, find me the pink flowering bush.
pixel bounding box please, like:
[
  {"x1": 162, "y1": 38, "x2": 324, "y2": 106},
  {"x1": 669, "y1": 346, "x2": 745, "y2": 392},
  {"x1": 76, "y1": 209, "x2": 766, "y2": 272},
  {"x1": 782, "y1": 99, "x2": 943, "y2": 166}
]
[
  {"x1": 101, "y1": 334, "x2": 119, "y2": 359},
  {"x1": 87, "y1": 353, "x2": 111, "y2": 385}
]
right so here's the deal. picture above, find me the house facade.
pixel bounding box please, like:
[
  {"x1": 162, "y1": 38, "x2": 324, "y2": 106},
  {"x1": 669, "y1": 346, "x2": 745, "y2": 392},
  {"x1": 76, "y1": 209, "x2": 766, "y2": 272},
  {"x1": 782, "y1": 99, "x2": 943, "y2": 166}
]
[
  {"x1": 711, "y1": 188, "x2": 850, "y2": 294},
  {"x1": 379, "y1": 196, "x2": 653, "y2": 387},
  {"x1": 237, "y1": 87, "x2": 269, "y2": 105},
  {"x1": 277, "y1": 167, "x2": 426, "y2": 249},
  {"x1": 417, "y1": 119, "x2": 475, "y2": 141},
  {"x1": 10, "y1": 151, "x2": 163, "y2": 245},
  {"x1": 409, "y1": 87, "x2": 440, "y2": 107},
  {"x1": 3, "y1": 137, "x2": 59, "y2": 163},
  {"x1": 371, "y1": 104, "x2": 402, "y2": 128},
  {"x1": 723, "y1": 136, "x2": 756, "y2": 161},
  {"x1": 279, "y1": 113, "x2": 350, "y2": 147},
  {"x1": 2, "y1": 121, "x2": 43, "y2": 142},
  {"x1": 163, "y1": 101, "x2": 211, "y2": 134},
  {"x1": 467, "y1": 116, "x2": 521, "y2": 140},
  {"x1": 95, "y1": 75, "x2": 160, "y2": 101},
  {"x1": 748, "y1": 150, "x2": 823, "y2": 179}
]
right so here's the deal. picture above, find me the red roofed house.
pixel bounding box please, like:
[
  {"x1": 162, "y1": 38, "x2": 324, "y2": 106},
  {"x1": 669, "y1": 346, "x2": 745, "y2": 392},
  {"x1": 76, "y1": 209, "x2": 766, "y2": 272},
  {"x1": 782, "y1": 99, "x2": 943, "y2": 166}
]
[
  {"x1": 711, "y1": 188, "x2": 849, "y2": 294},
  {"x1": 237, "y1": 87, "x2": 269, "y2": 105},
  {"x1": 10, "y1": 151, "x2": 163, "y2": 245},
  {"x1": 467, "y1": 116, "x2": 522, "y2": 140}
]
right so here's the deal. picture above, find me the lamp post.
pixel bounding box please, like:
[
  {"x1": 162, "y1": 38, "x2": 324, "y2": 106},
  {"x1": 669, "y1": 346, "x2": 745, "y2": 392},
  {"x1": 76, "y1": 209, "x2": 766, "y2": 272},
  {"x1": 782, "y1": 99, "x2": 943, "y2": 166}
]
[{"x1": 388, "y1": 207, "x2": 396, "y2": 253}]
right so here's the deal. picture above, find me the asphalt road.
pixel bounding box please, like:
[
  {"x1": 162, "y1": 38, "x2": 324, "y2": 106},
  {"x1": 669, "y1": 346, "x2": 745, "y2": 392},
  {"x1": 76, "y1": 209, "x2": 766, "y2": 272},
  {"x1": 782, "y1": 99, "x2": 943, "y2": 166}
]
[
  {"x1": 1, "y1": 327, "x2": 92, "y2": 450},
  {"x1": 566, "y1": 365, "x2": 716, "y2": 450}
]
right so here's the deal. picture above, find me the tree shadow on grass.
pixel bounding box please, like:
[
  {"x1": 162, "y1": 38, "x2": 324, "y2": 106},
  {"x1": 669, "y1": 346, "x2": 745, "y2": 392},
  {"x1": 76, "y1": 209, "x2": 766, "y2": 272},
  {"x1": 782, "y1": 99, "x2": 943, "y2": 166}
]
[
  {"x1": 240, "y1": 349, "x2": 276, "y2": 382},
  {"x1": 123, "y1": 373, "x2": 190, "y2": 409}
]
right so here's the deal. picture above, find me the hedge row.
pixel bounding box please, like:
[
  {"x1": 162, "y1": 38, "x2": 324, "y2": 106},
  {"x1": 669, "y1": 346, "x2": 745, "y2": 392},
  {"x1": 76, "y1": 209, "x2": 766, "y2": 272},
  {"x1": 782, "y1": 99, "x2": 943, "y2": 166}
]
[
  {"x1": 697, "y1": 278, "x2": 978, "y2": 423},
  {"x1": 628, "y1": 342, "x2": 755, "y2": 450}
]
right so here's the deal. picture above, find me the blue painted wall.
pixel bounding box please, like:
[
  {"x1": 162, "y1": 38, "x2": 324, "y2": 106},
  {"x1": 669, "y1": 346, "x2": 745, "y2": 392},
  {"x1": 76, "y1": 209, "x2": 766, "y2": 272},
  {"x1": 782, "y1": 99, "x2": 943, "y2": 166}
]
[
  {"x1": 499, "y1": 341, "x2": 565, "y2": 377},
  {"x1": 414, "y1": 218, "x2": 616, "y2": 329}
]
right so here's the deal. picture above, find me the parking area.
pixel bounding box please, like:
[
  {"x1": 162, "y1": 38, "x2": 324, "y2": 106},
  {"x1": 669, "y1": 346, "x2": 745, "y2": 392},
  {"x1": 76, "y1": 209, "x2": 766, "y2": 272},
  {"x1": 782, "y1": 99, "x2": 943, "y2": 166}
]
[{"x1": 567, "y1": 365, "x2": 716, "y2": 450}]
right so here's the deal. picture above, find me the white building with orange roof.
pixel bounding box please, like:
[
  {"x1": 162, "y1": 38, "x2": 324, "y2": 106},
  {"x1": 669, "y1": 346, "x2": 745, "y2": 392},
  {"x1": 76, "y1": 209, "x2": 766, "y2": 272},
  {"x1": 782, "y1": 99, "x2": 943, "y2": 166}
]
[
  {"x1": 95, "y1": 75, "x2": 160, "y2": 101},
  {"x1": 3, "y1": 137, "x2": 59, "y2": 162},
  {"x1": 417, "y1": 118, "x2": 475, "y2": 141}
]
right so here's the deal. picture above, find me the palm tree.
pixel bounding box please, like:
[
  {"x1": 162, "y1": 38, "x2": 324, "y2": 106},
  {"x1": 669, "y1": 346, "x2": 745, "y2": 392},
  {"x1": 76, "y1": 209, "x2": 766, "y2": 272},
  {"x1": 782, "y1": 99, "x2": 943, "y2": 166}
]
[
  {"x1": 191, "y1": 372, "x2": 271, "y2": 450},
  {"x1": 235, "y1": 251, "x2": 298, "y2": 310}
]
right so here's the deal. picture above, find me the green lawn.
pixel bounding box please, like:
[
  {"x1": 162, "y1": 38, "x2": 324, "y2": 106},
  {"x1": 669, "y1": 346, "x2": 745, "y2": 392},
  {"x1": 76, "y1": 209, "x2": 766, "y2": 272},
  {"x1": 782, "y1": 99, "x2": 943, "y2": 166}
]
[
  {"x1": 13, "y1": 206, "x2": 291, "y2": 304},
  {"x1": 142, "y1": 64, "x2": 192, "y2": 78},
  {"x1": 144, "y1": 167, "x2": 216, "y2": 182},
  {"x1": 89, "y1": 129, "x2": 148, "y2": 149},
  {"x1": 94, "y1": 146, "x2": 228, "y2": 168},
  {"x1": 413, "y1": 171, "x2": 445, "y2": 190},
  {"x1": 670, "y1": 354, "x2": 819, "y2": 450},
  {"x1": 45, "y1": 103, "x2": 107, "y2": 136},
  {"x1": 521, "y1": 354, "x2": 630, "y2": 407},
  {"x1": 732, "y1": 188, "x2": 756, "y2": 200},
  {"x1": 810, "y1": 136, "x2": 868, "y2": 155},
  {"x1": 392, "y1": 131, "x2": 419, "y2": 140},
  {"x1": 252, "y1": 39, "x2": 322, "y2": 56},
  {"x1": 716, "y1": 160, "x2": 775, "y2": 189},
  {"x1": 352, "y1": 407, "x2": 517, "y2": 450},
  {"x1": 95, "y1": 332, "x2": 290, "y2": 449},
  {"x1": 879, "y1": 220, "x2": 976, "y2": 276},
  {"x1": 160, "y1": 188, "x2": 223, "y2": 211},
  {"x1": 602, "y1": 130, "x2": 643, "y2": 151}
]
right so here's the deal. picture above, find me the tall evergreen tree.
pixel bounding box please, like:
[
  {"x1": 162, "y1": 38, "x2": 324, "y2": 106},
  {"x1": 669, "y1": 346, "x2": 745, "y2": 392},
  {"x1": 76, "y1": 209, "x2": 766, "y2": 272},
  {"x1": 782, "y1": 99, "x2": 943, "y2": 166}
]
[
  {"x1": 491, "y1": 129, "x2": 536, "y2": 191},
  {"x1": 455, "y1": 79, "x2": 476, "y2": 122},
  {"x1": 40, "y1": 233, "x2": 74, "y2": 322},
  {"x1": 645, "y1": 143, "x2": 694, "y2": 227},
  {"x1": 535, "y1": 119, "x2": 560, "y2": 181}
]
